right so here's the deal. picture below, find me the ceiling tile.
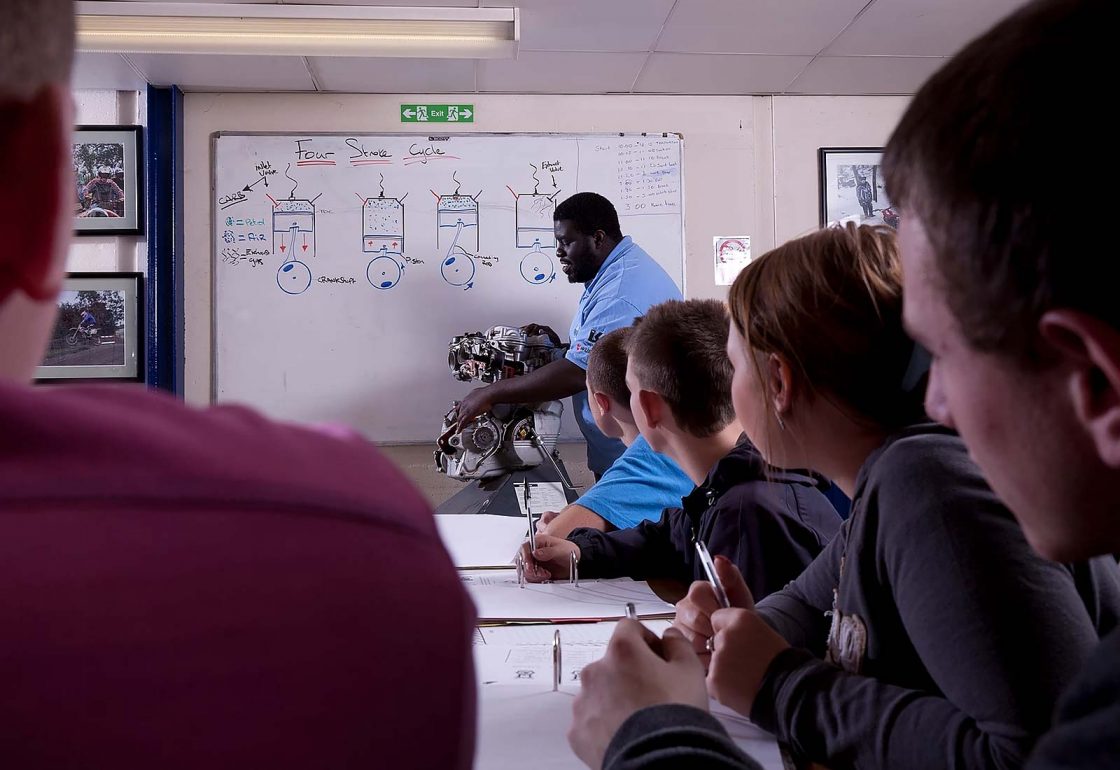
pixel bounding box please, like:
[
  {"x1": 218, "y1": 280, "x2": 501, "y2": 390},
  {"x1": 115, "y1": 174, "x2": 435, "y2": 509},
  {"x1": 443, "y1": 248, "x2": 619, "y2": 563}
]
[
  {"x1": 478, "y1": 51, "x2": 647, "y2": 93},
  {"x1": 311, "y1": 57, "x2": 475, "y2": 93},
  {"x1": 72, "y1": 52, "x2": 148, "y2": 91},
  {"x1": 482, "y1": 0, "x2": 676, "y2": 52},
  {"x1": 126, "y1": 53, "x2": 316, "y2": 91},
  {"x1": 825, "y1": 0, "x2": 1035, "y2": 56},
  {"x1": 635, "y1": 53, "x2": 810, "y2": 94},
  {"x1": 787, "y1": 56, "x2": 946, "y2": 95},
  {"x1": 656, "y1": 0, "x2": 868, "y2": 55}
]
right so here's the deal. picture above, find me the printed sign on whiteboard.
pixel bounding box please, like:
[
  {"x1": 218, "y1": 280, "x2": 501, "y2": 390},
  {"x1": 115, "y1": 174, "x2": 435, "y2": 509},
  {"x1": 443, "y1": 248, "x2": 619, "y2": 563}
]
[{"x1": 714, "y1": 236, "x2": 751, "y2": 286}]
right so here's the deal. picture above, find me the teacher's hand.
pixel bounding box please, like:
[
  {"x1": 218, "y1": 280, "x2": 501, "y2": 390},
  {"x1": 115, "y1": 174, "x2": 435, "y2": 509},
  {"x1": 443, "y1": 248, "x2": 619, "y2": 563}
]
[{"x1": 455, "y1": 387, "x2": 494, "y2": 431}]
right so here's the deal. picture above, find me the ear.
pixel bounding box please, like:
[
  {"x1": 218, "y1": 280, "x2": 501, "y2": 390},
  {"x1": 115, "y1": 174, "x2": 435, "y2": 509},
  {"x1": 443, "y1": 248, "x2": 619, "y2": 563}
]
[
  {"x1": 592, "y1": 229, "x2": 607, "y2": 252},
  {"x1": 592, "y1": 390, "x2": 613, "y2": 417},
  {"x1": 0, "y1": 85, "x2": 69, "y2": 302},
  {"x1": 1039, "y1": 310, "x2": 1120, "y2": 468},
  {"x1": 766, "y1": 352, "x2": 795, "y2": 417},
  {"x1": 636, "y1": 388, "x2": 666, "y2": 430}
]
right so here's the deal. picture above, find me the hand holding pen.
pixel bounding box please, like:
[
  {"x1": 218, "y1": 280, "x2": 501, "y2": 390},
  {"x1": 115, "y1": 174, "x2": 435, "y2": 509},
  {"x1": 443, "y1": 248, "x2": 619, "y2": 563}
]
[{"x1": 671, "y1": 551, "x2": 792, "y2": 718}]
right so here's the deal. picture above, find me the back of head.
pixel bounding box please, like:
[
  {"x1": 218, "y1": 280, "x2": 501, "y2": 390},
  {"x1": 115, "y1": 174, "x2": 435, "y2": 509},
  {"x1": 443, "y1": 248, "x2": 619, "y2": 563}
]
[
  {"x1": 587, "y1": 326, "x2": 632, "y2": 405},
  {"x1": 1, "y1": 0, "x2": 75, "y2": 377},
  {"x1": 0, "y1": 0, "x2": 73, "y2": 103},
  {"x1": 553, "y1": 192, "x2": 623, "y2": 240},
  {"x1": 729, "y1": 224, "x2": 923, "y2": 430},
  {"x1": 627, "y1": 299, "x2": 736, "y2": 437},
  {"x1": 883, "y1": 0, "x2": 1111, "y2": 359}
]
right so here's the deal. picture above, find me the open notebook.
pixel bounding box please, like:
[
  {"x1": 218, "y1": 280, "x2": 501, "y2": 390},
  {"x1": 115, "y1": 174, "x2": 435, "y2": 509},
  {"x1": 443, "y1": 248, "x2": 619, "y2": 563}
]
[
  {"x1": 461, "y1": 569, "x2": 676, "y2": 622},
  {"x1": 474, "y1": 621, "x2": 783, "y2": 770}
]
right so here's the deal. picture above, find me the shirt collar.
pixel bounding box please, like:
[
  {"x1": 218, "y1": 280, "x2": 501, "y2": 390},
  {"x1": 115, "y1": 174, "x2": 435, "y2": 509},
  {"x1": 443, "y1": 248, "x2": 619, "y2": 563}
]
[{"x1": 582, "y1": 236, "x2": 632, "y2": 295}]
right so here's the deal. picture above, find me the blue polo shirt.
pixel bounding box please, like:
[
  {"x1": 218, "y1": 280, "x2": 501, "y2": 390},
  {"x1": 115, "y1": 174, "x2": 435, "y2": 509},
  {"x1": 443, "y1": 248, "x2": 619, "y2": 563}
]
[
  {"x1": 573, "y1": 435, "x2": 694, "y2": 529},
  {"x1": 566, "y1": 236, "x2": 682, "y2": 475}
]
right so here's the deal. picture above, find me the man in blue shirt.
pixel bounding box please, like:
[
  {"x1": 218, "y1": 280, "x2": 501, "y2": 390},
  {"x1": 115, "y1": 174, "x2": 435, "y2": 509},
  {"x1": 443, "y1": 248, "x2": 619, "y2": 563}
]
[{"x1": 455, "y1": 192, "x2": 681, "y2": 477}]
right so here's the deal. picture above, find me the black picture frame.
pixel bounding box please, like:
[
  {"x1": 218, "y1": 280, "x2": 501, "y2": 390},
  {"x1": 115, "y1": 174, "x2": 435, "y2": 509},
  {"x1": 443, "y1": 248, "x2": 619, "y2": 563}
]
[
  {"x1": 73, "y1": 125, "x2": 145, "y2": 236},
  {"x1": 35, "y1": 272, "x2": 145, "y2": 383},
  {"x1": 817, "y1": 147, "x2": 899, "y2": 230}
]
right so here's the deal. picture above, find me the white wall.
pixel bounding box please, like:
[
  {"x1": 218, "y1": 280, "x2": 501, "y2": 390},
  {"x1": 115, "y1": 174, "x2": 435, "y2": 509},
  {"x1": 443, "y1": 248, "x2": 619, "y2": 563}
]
[
  {"x1": 771, "y1": 96, "x2": 910, "y2": 243},
  {"x1": 182, "y1": 92, "x2": 909, "y2": 408},
  {"x1": 69, "y1": 89, "x2": 146, "y2": 274}
]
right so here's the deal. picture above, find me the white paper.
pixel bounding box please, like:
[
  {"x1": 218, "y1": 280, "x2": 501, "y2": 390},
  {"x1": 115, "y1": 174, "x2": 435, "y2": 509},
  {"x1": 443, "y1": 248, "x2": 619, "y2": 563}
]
[
  {"x1": 515, "y1": 481, "x2": 569, "y2": 517},
  {"x1": 476, "y1": 687, "x2": 782, "y2": 769},
  {"x1": 474, "y1": 621, "x2": 783, "y2": 769},
  {"x1": 478, "y1": 619, "x2": 672, "y2": 646},
  {"x1": 461, "y1": 570, "x2": 676, "y2": 622},
  {"x1": 714, "y1": 235, "x2": 751, "y2": 286},
  {"x1": 434, "y1": 514, "x2": 528, "y2": 568}
]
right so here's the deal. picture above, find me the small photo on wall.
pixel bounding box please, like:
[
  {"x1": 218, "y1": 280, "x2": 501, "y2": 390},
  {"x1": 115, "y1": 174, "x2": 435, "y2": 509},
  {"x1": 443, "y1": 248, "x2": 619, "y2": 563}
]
[
  {"x1": 818, "y1": 147, "x2": 900, "y2": 230},
  {"x1": 73, "y1": 125, "x2": 144, "y2": 235},
  {"x1": 36, "y1": 272, "x2": 144, "y2": 383}
]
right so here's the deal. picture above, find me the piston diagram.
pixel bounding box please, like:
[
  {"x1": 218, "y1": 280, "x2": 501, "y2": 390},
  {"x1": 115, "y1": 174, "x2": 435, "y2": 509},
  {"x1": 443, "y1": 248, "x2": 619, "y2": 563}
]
[{"x1": 360, "y1": 175, "x2": 409, "y2": 290}]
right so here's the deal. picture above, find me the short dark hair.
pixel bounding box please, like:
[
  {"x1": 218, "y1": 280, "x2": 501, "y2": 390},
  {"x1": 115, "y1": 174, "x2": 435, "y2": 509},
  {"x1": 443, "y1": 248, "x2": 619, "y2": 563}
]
[
  {"x1": 587, "y1": 327, "x2": 632, "y2": 406},
  {"x1": 553, "y1": 192, "x2": 623, "y2": 240},
  {"x1": 626, "y1": 299, "x2": 735, "y2": 437},
  {"x1": 883, "y1": 0, "x2": 1110, "y2": 360},
  {"x1": 0, "y1": 0, "x2": 73, "y2": 101}
]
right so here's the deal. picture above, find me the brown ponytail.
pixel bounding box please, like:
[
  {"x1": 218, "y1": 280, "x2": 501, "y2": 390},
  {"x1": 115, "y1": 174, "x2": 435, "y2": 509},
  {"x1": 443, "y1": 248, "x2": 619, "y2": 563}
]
[{"x1": 728, "y1": 223, "x2": 925, "y2": 432}]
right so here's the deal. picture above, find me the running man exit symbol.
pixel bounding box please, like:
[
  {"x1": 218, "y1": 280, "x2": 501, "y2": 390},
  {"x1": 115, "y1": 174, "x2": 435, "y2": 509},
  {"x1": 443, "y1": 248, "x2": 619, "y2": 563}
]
[{"x1": 401, "y1": 104, "x2": 475, "y2": 123}]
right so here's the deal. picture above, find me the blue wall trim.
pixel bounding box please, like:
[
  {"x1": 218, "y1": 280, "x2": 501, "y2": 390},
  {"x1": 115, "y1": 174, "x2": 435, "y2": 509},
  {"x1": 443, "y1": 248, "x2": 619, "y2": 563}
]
[{"x1": 145, "y1": 85, "x2": 185, "y2": 394}]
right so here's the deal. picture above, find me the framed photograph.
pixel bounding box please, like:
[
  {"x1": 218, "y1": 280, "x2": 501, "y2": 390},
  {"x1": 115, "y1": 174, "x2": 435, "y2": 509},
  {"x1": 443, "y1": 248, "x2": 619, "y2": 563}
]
[
  {"x1": 818, "y1": 147, "x2": 900, "y2": 230},
  {"x1": 36, "y1": 272, "x2": 144, "y2": 383},
  {"x1": 72, "y1": 125, "x2": 144, "y2": 235}
]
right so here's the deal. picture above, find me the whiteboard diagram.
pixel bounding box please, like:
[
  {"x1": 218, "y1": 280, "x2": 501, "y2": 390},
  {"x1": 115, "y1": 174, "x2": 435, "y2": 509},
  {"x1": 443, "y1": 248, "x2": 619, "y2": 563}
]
[
  {"x1": 508, "y1": 164, "x2": 561, "y2": 249},
  {"x1": 212, "y1": 132, "x2": 685, "y2": 443},
  {"x1": 360, "y1": 174, "x2": 408, "y2": 290}
]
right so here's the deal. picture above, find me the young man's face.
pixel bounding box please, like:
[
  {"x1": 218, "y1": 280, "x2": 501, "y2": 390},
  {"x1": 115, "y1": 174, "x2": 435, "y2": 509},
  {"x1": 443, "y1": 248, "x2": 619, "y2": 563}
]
[
  {"x1": 900, "y1": 215, "x2": 1105, "y2": 560},
  {"x1": 554, "y1": 220, "x2": 602, "y2": 284}
]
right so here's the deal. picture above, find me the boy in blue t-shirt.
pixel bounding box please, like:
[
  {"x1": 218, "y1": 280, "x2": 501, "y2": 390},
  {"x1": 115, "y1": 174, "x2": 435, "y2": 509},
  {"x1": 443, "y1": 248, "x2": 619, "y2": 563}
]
[{"x1": 536, "y1": 326, "x2": 692, "y2": 539}]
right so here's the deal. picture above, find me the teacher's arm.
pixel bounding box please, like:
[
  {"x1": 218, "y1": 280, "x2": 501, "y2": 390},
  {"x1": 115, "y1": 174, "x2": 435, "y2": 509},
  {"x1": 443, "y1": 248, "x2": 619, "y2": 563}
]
[{"x1": 455, "y1": 357, "x2": 587, "y2": 430}]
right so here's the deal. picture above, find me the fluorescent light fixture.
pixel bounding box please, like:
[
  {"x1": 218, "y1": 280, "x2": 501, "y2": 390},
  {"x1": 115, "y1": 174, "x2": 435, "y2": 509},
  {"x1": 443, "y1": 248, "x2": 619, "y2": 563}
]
[{"x1": 75, "y1": 2, "x2": 519, "y2": 59}]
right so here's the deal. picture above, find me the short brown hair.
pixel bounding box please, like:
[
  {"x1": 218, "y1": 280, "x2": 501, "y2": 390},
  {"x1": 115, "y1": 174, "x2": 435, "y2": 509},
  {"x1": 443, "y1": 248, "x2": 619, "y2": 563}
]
[
  {"x1": 883, "y1": 0, "x2": 1110, "y2": 360},
  {"x1": 0, "y1": 0, "x2": 74, "y2": 101},
  {"x1": 729, "y1": 224, "x2": 923, "y2": 431},
  {"x1": 626, "y1": 299, "x2": 735, "y2": 437},
  {"x1": 587, "y1": 327, "x2": 632, "y2": 405}
]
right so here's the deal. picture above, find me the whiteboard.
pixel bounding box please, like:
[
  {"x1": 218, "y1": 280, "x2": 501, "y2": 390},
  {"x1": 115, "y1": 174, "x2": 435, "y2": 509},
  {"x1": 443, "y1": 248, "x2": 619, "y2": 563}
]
[{"x1": 212, "y1": 132, "x2": 684, "y2": 442}]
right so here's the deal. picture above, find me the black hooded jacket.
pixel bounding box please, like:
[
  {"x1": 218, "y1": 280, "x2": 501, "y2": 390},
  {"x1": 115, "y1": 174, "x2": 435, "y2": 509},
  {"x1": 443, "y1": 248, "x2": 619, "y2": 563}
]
[{"x1": 566, "y1": 439, "x2": 842, "y2": 600}]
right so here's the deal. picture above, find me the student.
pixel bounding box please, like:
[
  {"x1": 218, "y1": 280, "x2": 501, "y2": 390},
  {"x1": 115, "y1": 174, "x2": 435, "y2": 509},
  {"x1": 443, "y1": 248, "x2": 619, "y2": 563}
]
[
  {"x1": 568, "y1": 226, "x2": 1120, "y2": 770},
  {"x1": 881, "y1": 1, "x2": 1120, "y2": 766},
  {"x1": 0, "y1": 2, "x2": 476, "y2": 767},
  {"x1": 455, "y1": 192, "x2": 682, "y2": 478},
  {"x1": 522, "y1": 299, "x2": 841, "y2": 600},
  {"x1": 536, "y1": 326, "x2": 694, "y2": 538}
]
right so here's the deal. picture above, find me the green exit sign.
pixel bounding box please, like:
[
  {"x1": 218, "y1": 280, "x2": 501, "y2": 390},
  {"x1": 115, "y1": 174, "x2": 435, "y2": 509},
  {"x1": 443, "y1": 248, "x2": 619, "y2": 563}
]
[{"x1": 400, "y1": 104, "x2": 475, "y2": 123}]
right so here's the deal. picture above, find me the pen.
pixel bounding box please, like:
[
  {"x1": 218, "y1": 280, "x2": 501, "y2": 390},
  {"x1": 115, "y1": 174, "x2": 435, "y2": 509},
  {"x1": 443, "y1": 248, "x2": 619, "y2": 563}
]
[
  {"x1": 624, "y1": 602, "x2": 637, "y2": 620},
  {"x1": 552, "y1": 629, "x2": 561, "y2": 692},
  {"x1": 524, "y1": 482, "x2": 537, "y2": 552},
  {"x1": 695, "y1": 540, "x2": 730, "y2": 609}
]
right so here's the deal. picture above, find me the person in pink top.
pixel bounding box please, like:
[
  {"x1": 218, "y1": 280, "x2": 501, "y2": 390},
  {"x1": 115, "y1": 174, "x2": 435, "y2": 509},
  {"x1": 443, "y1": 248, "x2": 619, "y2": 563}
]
[{"x1": 0, "y1": 3, "x2": 476, "y2": 768}]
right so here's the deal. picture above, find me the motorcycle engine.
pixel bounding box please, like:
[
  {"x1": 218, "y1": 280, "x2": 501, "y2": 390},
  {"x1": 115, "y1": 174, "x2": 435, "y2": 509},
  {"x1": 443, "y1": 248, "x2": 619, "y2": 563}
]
[{"x1": 435, "y1": 325, "x2": 565, "y2": 482}]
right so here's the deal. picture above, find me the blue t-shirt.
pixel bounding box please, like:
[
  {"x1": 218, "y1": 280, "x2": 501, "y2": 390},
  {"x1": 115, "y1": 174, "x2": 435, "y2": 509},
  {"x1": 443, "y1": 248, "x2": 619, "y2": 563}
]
[
  {"x1": 566, "y1": 237, "x2": 682, "y2": 475},
  {"x1": 573, "y1": 435, "x2": 694, "y2": 530}
]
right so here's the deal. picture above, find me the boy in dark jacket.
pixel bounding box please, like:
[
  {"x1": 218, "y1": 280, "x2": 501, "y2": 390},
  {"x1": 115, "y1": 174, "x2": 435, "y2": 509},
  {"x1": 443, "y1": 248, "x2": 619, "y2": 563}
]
[{"x1": 521, "y1": 299, "x2": 841, "y2": 599}]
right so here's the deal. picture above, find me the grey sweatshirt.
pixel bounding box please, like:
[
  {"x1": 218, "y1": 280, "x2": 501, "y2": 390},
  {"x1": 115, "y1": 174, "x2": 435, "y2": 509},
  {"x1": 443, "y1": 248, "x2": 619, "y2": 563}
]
[{"x1": 604, "y1": 424, "x2": 1120, "y2": 770}]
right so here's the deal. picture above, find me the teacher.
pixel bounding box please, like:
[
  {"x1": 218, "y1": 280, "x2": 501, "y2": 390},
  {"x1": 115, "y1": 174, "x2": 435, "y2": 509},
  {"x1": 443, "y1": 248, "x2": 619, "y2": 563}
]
[{"x1": 455, "y1": 192, "x2": 681, "y2": 478}]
